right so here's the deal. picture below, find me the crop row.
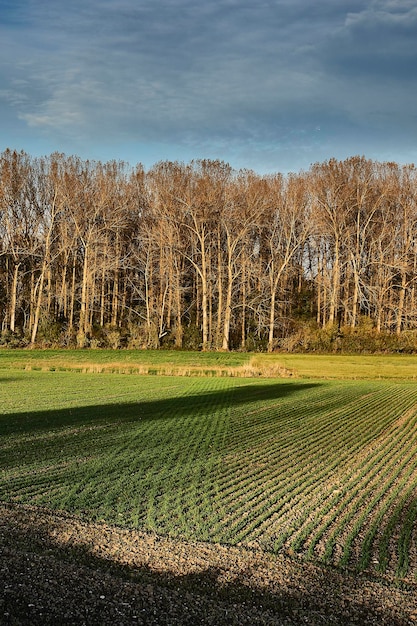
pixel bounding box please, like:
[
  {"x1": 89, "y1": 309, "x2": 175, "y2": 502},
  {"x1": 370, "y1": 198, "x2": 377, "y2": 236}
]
[{"x1": 1, "y1": 372, "x2": 417, "y2": 581}]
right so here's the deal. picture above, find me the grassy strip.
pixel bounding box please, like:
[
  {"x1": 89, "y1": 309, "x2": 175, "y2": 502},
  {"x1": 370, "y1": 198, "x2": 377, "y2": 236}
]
[
  {"x1": 254, "y1": 353, "x2": 417, "y2": 380},
  {"x1": 0, "y1": 349, "x2": 293, "y2": 378},
  {"x1": 2, "y1": 348, "x2": 417, "y2": 379}
]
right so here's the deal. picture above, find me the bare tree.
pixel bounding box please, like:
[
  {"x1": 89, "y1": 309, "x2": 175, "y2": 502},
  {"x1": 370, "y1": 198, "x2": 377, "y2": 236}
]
[{"x1": 263, "y1": 173, "x2": 311, "y2": 351}]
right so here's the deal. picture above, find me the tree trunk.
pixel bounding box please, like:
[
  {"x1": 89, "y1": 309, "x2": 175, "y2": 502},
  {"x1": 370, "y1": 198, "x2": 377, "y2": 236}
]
[
  {"x1": 68, "y1": 255, "x2": 76, "y2": 333},
  {"x1": 222, "y1": 247, "x2": 233, "y2": 351},
  {"x1": 241, "y1": 258, "x2": 246, "y2": 350},
  {"x1": 396, "y1": 271, "x2": 407, "y2": 335},
  {"x1": 328, "y1": 239, "x2": 340, "y2": 325},
  {"x1": 9, "y1": 262, "x2": 20, "y2": 333},
  {"x1": 268, "y1": 286, "x2": 277, "y2": 352},
  {"x1": 78, "y1": 243, "x2": 89, "y2": 346},
  {"x1": 30, "y1": 265, "x2": 46, "y2": 345},
  {"x1": 201, "y1": 252, "x2": 209, "y2": 351}
]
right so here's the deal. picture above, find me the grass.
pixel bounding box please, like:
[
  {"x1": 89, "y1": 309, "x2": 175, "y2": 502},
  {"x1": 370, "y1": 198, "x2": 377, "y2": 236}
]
[
  {"x1": 2, "y1": 350, "x2": 417, "y2": 582},
  {"x1": 0, "y1": 349, "x2": 251, "y2": 376},
  {"x1": 253, "y1": 353, "x2": 417, "y2": 380},
  {"x1": 2, "y1": 348, "x2": 417, "y2": 379}
]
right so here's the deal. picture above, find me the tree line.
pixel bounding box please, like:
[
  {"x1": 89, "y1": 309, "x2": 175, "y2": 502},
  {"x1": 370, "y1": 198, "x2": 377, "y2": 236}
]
[{"x1": 1, "y1": 149, "x2": 417, "y2": 351}]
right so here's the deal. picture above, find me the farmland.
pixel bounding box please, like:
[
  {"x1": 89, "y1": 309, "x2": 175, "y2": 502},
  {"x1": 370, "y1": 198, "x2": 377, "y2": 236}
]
[{"x1": 2, "y1": 351, "x2": 417, "y2": 588}]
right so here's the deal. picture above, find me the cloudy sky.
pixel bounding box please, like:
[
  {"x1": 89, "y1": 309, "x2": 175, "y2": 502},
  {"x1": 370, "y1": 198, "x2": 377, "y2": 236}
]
[{"x1": 1, "y1": 0, "x2": 416, "y2": 173}]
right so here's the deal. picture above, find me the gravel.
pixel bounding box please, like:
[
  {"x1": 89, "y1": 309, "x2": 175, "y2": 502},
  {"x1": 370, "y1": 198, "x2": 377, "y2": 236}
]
[{"x1": 1, "y1": 502, "x2": 417, "y2": 625}]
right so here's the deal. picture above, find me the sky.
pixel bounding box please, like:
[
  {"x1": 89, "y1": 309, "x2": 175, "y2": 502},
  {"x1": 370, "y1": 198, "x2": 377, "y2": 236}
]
[{"x1": 1, "y1": 0, "x2": 416, "y2": 174}]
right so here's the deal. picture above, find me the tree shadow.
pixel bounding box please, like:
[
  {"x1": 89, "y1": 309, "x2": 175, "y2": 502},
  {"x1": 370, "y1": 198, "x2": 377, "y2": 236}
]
[
  {"x1": 1, "y1": 502, "x2": 415, "y2": 626},
  {"x1": 0, "y1": 380, "x2": 321, "y2": 436}
]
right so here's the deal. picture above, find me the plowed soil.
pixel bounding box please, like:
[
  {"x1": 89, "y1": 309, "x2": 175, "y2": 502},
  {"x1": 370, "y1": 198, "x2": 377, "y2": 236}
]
[{"x1": 1, "y1": 502, "x2": 416, "y2": 625}]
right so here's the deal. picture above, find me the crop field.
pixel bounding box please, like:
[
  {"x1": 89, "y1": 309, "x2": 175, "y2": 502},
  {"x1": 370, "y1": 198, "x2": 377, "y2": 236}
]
[{"x1": 2, "y1": 351, "x2": 417, "y2": 583}]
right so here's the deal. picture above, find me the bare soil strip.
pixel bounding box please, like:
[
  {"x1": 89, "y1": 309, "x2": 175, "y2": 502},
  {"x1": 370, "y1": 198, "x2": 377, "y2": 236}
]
[{"x1": 1, "y1": 502, "x2": 417, "y2": 625}]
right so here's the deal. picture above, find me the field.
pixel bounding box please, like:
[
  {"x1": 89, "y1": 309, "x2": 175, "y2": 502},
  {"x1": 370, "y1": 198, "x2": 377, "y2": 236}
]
[
  {"x1": 2, "y1": 348, "x2": 417, "y2": 379},
  {"x1": 2, "y1": 350, "x2": 417, "y2": 590}
]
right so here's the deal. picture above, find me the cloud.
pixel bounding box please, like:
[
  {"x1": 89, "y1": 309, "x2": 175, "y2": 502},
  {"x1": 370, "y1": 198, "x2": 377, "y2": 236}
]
[
  {"x1": 4, "y1": 1, "x2": 322, "y2": 139},
  {"x1": 323, "y1": 1, "x2": 417, "y2": 78},
  {"x1": 311, "y1": 1, "x2": 417, "y2": 137},
  {"x1": 0, "y1": 0, "x2": 416, "y2": 172}
]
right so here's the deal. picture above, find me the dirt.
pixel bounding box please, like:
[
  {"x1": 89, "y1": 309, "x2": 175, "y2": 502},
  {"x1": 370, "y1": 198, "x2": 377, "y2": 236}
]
[{"x1": 1, "y1": 502, "x2": 417, "y2": 625}]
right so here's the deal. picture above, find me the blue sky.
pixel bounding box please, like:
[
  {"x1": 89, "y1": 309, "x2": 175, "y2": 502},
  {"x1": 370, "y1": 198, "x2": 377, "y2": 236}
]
[{"x1": 1, "y1": 0, "x2": 416, "y2": 173}]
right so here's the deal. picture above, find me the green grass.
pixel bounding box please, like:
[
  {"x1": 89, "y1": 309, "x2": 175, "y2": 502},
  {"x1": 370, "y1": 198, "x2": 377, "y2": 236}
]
[
  {"x1": 2, "y1": 350, "x2": 417, "y2": 581},
  {"x1": 2, "y1": 349, "x2": 417, "y2": 379},
  {"x1": 0, "y1": 348, "x2": 249, "y2": 374},
  {"x1": 255, "y1": 353, "x2": 417, "y2": 380}
]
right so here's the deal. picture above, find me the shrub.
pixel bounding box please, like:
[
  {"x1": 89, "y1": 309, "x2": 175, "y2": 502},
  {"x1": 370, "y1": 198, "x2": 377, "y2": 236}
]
[{"x1": 279, "y1": 318, "x2": 417, "y2": 354}]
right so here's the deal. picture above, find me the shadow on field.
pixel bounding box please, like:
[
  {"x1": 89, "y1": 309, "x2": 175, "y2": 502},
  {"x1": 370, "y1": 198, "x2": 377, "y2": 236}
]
[
  {"x1": 0, "y1": 381, "x2": 321, "y2": 436},
  {"x1": 1, "y1": 502, "x2": 415, "y2": 626}
]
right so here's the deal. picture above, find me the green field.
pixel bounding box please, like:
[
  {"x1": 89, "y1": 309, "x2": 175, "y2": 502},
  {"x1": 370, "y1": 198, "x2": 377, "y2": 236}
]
[
  {"x1": 2, "y1": 351, "x2": 417, "y2": 582},
  {"x1": 2, "y1": 348, "x2": 417, "y2": 379}
]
